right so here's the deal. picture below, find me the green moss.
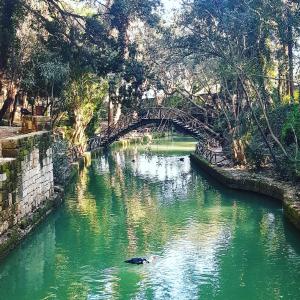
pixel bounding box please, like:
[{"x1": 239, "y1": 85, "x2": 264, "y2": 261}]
[
  {"x1": 0, "y1": 160, "x2": 18, "y2": 192},
  {"x1": 19, "y1": 218, "x2": 30, "y2": 230}
]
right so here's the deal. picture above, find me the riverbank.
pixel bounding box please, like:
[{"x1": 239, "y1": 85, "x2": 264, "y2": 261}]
[{"x1": 190, "y1": 153, "x2": 300, "y2": 231}]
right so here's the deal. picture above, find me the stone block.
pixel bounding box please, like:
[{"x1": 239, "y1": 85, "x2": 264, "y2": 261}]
[
  {"x1": 1, "y1": 138, "x2": 20, "y2": 150},
  {"x1": 2, "y1": 148, "x2": 20, "y2": 158}
]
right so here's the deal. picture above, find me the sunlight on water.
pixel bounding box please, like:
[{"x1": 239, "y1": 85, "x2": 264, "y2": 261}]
[{"x1": 0, "y1": 136, "x2": 300, "y2": 300}]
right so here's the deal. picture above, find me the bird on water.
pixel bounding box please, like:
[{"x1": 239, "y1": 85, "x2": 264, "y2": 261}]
[{"x1": 125, "y1": 257, "x2": 149, "y2": 265}]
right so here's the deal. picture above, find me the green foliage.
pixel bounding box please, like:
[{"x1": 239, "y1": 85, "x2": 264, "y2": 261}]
[
  {"x1": 244, "y1": 104, "x2": 300, "y2": 178},
  {"x1": 294, "y1": 90, "x2": 300, "y2": 104},
  {"x1": 65, "y1": 74, "x2": 108, "y2": 112},
  {"x1": 21, "y1": 49, "x2": 70, "y2": 98},
  {"x1": 164, "y1": 95, "x2": 184, "y2": 108},
  {"x1": 0, "y1": 0, "x2": 24, "y2": 70},
  {"x1": 64, "y1": 73, "x2": 108, "y2": 144},
  {"x1": 244, "y1": 131, "x2": 268, "y2": 169},
  {"x1": 281, "y1": 105, "x2": 300, "y2": 146}
]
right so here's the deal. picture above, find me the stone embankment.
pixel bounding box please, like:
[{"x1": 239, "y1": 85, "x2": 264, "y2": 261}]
[
  {"x1": 191, "y1": 154, "x2": 300, "y2": 231},
  {"x1": 0, "y1": 131, "x2": 60, "y2": 258}
]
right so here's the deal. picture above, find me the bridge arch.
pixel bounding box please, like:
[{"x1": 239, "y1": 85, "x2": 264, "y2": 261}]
[{"x1": 87, "y1": 107, "x2": 227, "y2": 165}]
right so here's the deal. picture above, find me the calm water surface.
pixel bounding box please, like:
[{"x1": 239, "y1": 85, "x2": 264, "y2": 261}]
[{"x1": 1, "y1": 136, "x2": 300, "y2": 300}]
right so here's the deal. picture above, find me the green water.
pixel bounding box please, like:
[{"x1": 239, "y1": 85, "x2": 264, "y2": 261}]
[{"x1": 1, "y1": 136, "x2": 300, "y2": 300}]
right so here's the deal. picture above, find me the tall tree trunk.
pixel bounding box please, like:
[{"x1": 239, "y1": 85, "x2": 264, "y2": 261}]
[
  {"x1": 0, "y1": 96, "x2": 13, "y2": 123},
  {"x1": 114, "y1": 101, "x2": 122, "y2": 124},
  {"x1": 287, "y1": 22, "x2": 294, "y2": 99},
  {"x1": 239, "y1": 75, "x2": 278, "y2": 165},
  {"x1": 108, "y1": 96, "x2": 114, "y2": 127},
  {"x1": 9, "y1": 97, "x2": 17, "y2": 126},
  {"x1": 257, "y1": 45, "x2": 271, "y2": 105},
  {"x1": 277, "y1": 65, "x2": 284, "y2": 101}
]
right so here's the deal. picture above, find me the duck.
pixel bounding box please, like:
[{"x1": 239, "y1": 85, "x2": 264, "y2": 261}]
[
  {"x1": 125, "y1": 256, "x2": 157, "y2": 265},
  {"x1": 125, "y1": 257, "x2": 149, "y2": 265}
]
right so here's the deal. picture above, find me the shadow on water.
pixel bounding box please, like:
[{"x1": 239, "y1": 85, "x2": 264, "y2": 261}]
[{"x1": 283, "y1": 218, "x2": 300, "y2": 255}]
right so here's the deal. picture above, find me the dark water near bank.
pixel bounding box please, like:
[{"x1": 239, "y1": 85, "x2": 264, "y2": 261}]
[{"x1": 1, "y1": 136, "x2": 300, "y2": 300}]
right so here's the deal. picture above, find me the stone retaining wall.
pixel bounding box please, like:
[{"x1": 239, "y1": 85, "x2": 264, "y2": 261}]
[
  {"x1": 0, "y1": 131, "x2": 55, "y2": 256},
  {"x1": 190, "y1": 153, "x2": 300, "y2": 231}
]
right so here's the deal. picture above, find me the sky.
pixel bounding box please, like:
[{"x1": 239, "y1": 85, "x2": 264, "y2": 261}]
[
  {"x1": 67, "y1": 0, "x2": 182, "y2": 20},
  {"x1": 163, "y1": 0, "x2": 182, "y2": 11},
  {"x1": 162, "y1": 0, "x2": 182, "y2": 15}
]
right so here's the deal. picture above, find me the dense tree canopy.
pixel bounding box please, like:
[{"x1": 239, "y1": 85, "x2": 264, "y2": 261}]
[{"x1": 1, "y1": 0, "x2": 300, "y2": 179}]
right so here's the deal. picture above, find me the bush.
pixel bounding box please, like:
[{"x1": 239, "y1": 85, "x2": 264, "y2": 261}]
[
  {"x1": 244, "y1": 130, "x2": 268, "y2": 169},
  {"x1": 281, "y1": 105, "x2": 300, "y2": 146}
]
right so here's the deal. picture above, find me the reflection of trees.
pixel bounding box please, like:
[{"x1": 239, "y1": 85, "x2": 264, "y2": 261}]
[
  {"x1": 90, "y1": 146, "x2": 230, "y2": 260},
  {"x1": 3, "y1": 139, "x2": 300, "y2": 299},
  {"x1": 68, "y1": 167, "x2": 101, "y2": 234}
]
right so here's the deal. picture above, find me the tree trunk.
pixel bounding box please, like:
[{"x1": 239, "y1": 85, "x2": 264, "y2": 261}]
[
  {"x1": 9, "y1": 97, "x2": 17, "y2": 126},
  {"x1": 113, "y1": 101, "x2": 122, "y2": 124},
  {"x1": 277, "y1": 65, "x2": 284, "y2": 101},
  {"x1": 239, "y1": 76, "x2": 278, "y2": 165},
  {"x1": 108, "y1": 97, "x2": 114, "y2": 127},
  {"x1": 0, "y1": 96, "x2": 14, "y2": 123},
  {"x1": 287, "y1": 22, "x2": 294, "y2": 99},
  {"x1": 257, "y1": 46, "x2": 271, "y2": 105}
]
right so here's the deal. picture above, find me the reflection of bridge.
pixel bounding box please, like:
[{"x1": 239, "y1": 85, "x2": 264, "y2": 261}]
[{"x1": 87, "y1": 107, "x2": 228, "y2": 165}]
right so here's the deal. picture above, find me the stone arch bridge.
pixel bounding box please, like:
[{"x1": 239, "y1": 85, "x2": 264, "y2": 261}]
[{"x1": 87, "y1": 107, "x2": 227, "y2": 165}]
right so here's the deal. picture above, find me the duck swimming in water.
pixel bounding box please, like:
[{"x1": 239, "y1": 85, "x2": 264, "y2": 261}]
[
  {"x1": 125, "y1": 257, "x2": 149, "y2": 265},
  {"x1": 125, "y1": 256, "x2": 157, "y2": 265}
]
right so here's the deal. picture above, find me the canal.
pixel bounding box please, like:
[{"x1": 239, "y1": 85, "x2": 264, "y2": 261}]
[{"x1": 0, "y1": 137, "x2": 300, "y2": 300}]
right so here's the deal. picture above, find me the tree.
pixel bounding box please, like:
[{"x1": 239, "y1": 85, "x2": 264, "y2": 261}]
[
  {"x1": 65, "y1": 73, "x2": 108, "y2": 146},
  {"x1": 155, "y1": 0, "x2": 300, "y2": 176},
  {"x1": 0, "y1": 0, "x2": 26, "y2": 122}
]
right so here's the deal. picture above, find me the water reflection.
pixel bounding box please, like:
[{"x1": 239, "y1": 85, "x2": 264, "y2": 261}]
[{"x1": 0, "y1": 137, "x2": 300, "y2": 300}]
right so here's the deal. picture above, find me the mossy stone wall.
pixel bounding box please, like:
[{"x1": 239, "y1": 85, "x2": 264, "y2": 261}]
[{"x1": 0, "y1": 131, "x2": 54, "y2": 238}]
